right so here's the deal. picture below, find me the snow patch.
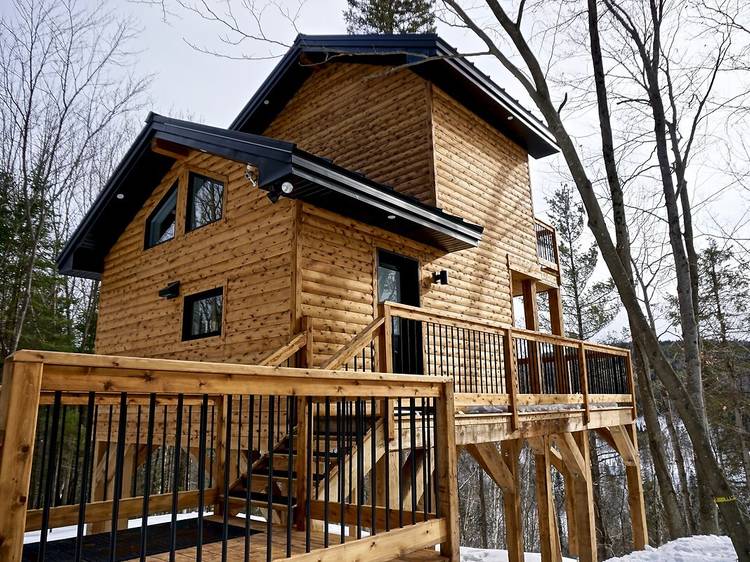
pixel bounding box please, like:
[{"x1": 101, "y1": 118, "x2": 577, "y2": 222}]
[
  {"x1": 461, "y1": 547, "x2": 575, "y2": 561},
  {"x1": 460, "y1": 536, "x2": 737, "y2": 562},
  {"x1": 604, "y1": 535, "x2": 737, "y2": 562}
]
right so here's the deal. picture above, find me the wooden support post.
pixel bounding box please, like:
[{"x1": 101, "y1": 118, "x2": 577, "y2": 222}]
[
  {"x1": 571, "y1": 431, "x2": 597, "y2": 562},
  {"x1": 522, "y1": 280, "x2": 543, "y2": 394},
  {"x1": 500, "y1": 440, "x2": 524, "y2": 562},
  {"x1": 0, "y1": 360, "x2": 43, "y2": 562},
  {"x1": 378, "y1": 303, "x2": 395, "y2": 440},
  {"x1": 435, "y1": 384, "x2": 459, "y2": 561},
  {"x1": 561, "y1": 465, "x2": 578, "y2": 556},
  {"x1": 503, "y1": 328, "x2": 520, "y2": 431},
  {"x1": 548, "y1": 288, "x2": 565, "y2": 336},
  {"x1": 530, "y1": 436, "x2": 562, "y2": 562},
  {"x1": 464, "y1": 443, "x2": 515, "y2": 494},
  {"x1": 623, "y1": 424, "x2": 648, "y2": 550},
  {"x1": 213, "y1": 395, "x2": 228, "y2": 516}
]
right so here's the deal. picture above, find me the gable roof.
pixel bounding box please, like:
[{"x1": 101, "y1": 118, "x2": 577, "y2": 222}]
[
  {"x1": 57, "y1": 114, "x2": 483, "y2": 279},
  {"x1": 230, "y1": 34, "x2": 558, "y2": 158}
]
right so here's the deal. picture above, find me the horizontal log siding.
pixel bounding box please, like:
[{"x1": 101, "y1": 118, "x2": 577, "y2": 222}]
[
  {"x1": 426, "y1": 87, "x2": 556, "y2": 325},
  {"x1": 264, "y1": 62, "x2": 436, "y2": 205},
  {"x1": 96, "y1": 151, "x2": 295, "y2": 363},
  {"x1": 299, "y1": 203, "x2": 441, "y2": 367}
]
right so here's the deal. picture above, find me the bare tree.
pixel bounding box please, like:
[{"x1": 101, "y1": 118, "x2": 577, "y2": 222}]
[
  {"x1": 0, "y1": 0, "x2": 149, "y2": 357},
  {"x1": 436, "y1": 0, "x2": 750, "y2": 556}
]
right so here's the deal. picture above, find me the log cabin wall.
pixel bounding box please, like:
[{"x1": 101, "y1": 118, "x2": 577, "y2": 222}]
[
  {"x1": 95, "y1": 151, "x2": 296, "y2": 363},
  {"x1": 426, "y1": 85, "x2": 558, "y2": 325},
  {"x1": 297, "y1": 203, "x2": 442, "y2": 367},
  {"x1": 264, "y1": 62, "x2": 437, "y2": 205}
]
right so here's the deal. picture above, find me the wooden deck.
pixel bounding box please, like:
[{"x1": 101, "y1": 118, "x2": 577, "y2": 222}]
[{"x1": 125, "y1": 518, "x2": 447, "y2": 561}]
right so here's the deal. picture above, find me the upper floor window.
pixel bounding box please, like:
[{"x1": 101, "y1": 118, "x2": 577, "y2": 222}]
[
  {"x1": 187, "y1": 172, "x2": 224, "y2": 231},
  {"x1": 182, "y1": 287, "x2": 223, "y2": 340},
  {"x1": 145, "y1": 183, "x2": 177, "y2": 248}
]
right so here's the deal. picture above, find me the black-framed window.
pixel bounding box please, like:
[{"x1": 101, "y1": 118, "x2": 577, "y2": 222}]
[
  {"x1": 145, "y1": 183, "x2": 177, "y2": 248},
  {"x1": 182, "y1": 288, "x2": 223, "y2": 340},
  {"x1": 187, "y1": 172, "x2": 224, "y2": 231}
]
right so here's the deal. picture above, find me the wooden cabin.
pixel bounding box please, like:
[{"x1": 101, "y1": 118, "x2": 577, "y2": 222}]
[{"x1": 0, "y1": 34, "x2": 646, "y2": 562}]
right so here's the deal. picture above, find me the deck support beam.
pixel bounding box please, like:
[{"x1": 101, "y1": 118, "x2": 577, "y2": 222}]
[
  {"x1": 500, "y1": 439, "x2": 524, "y2": 562},
  {"x1": 530, "y1": 436, "x2": 562, "y2": 562}
]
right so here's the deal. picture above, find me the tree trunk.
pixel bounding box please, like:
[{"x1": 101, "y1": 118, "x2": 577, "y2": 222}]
[
  {"x1": 663, "y1": 396, "x2": 695, "y2": 534},
  {"x1": 589, "y1": 433, "x2": 611, "y2": 559}
]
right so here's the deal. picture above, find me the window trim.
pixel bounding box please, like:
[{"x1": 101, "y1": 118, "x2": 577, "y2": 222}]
[
  {"x1": 144, "y1": 182, "x2": 178, "y2": 249},
  {"x1": 181, "y1": 287, "x2": 224, "y2": 341},
  {"x1": 185, "y1": 171, "x2": 225, "y2": 233}
]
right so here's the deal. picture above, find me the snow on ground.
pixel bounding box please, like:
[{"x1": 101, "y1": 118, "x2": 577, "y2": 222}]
[
  {"x1": 461, "y1": 536, "x2": 737, "y2": 562},
  {"x1": 604, "y1": 535, "x2": 737, "y2": 562},
  {"x1": 461, "y1": 547, "x2": 576, "y2": 562}
]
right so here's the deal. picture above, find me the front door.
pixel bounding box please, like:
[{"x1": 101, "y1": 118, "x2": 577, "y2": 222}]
[{"x1": 377, "y1": 250, "x2": 422, "y2": 374}]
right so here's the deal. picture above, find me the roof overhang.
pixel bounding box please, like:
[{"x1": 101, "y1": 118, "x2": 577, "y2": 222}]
[
  {"x1": 58, "y1": 114, "x2": 482, "y2": 279},
  {"x1": 230, "y1": 34, "x2": 559, "y2": 159}
]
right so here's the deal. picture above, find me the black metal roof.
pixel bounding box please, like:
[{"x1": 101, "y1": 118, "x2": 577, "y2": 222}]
[
  {"x1": 57, "y1": 114, "x2": 483, "y2": 279},
  {"x1": 230, "y1": 34, "x2": 558, "y2": 158}
]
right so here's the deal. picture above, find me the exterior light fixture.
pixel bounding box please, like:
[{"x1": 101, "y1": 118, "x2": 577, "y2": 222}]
[
  {"x1": 432, "y1": 270, "x2": 449, "y2": 285},
  {"x1": 281, "y1": 181, "x2": 294, "y2": 194},
  {"x1": 245, "y1": 164, "x2": 258, "y2": 187},
  {"x1": 116, "y1": 193, "x2": 125, "y2": 200},
  {"x1": 507, "y1": 115, "x2": 514, "y2": 120},
  {"x1": 158, "y1": 281, "x2": 180, "y2": 299},
  {"x1": 263, "y1": 99, "x2": 270, "y2": 105},
  {"x1": 387, "y1": 214, "x2": 396, "y2": 220}
]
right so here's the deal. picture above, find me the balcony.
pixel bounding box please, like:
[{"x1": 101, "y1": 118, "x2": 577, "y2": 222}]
[{"x1": 534, "y1": 218, "x2": 559, "y2": 270}]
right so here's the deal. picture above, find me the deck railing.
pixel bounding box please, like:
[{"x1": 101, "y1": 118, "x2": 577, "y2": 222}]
[
  {"x1": 325, "y1": 302, "x2": 635, "y2": 428},
  {"x1": 0, "y1": 351, "x2": 459, "y2": 562},
  {"x1": 534, "y1": 218, "x2": 559, "y2": 268}
]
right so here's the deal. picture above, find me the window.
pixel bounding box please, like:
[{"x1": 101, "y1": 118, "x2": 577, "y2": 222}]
[
  {"x1": 187, "y1": 173, "x2": 224, "y2": 231},
  {"x1": 182, "y1": 288, "x2": 223, "y2": 340},
  {"x1": 145, "y1": 183, "x2": 177, "y2": 248}
]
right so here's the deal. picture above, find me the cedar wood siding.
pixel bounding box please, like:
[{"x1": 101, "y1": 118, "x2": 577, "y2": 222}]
[
  {"x1": 95, "y1": 151, "x2": 295, "y2": 363},
  {"x1": 264, "y1": 63, "x2": 436, "y2": 205}
]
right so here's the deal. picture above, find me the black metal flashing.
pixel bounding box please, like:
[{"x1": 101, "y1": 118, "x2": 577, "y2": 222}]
[
  {"x1": 229, "y1": 34, "x2": 558, "y2": 158},
  {"x1": 57, "y1": 114, "x2": 483, "y2": 279}
]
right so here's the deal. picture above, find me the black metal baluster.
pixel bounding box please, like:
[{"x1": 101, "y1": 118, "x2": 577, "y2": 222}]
[
  {"x1": 286, "y1": 397, "x2": 293, "y2": 557},
  {"x1": 266, "y1": 396, "x2": 274, "y2": 562},
  {"x1": 53, "y1": 405, "x2": 68, "y2": 507},
  {"x1": 160, "y1": 406, "x2": 167, "y2": 494},
  {"x1": 169, "y1": 394, "x2": 184, "y2": 562},
  {"x1": 74, "y1": 392, "x2": 96, "y2": 562},
  {"x1": 222, "y1": 395, "x2": 232, "y2": 562},
  {"x1": 397, "y1": 397, "x2": 404, "y2": 527},
  {"x1": 209, "y1": 403, "x2": 215, "y2": 488},
  {"x1": 356, "y1": 399, "x2": 363, "y2": 539},
  {"x1": 421, "y1": 397, "x2": 428, "y2": 520},
  {"x1": 140, "y1": 394, "x2": 157, "y2": 562},
  {"x1": 109, "y1": 393, "x2": 129, "y2": 562},
  {"x1": 244, "y1": 395, "x2": 254, "y2": 562},
  {"x1": 337, "y1": 399, "x2": 345, "y2": 545},
  {"x1": 197, "y1": 395, "x2": 208, "y2": 562},
  {"x1": 323, "y1": 398, "x2": 331, "y2": 548},
  {"x1": 104, "y1": 404, "x2": 113, "y2": 501},
  {"x1": 305, "y1": 396, "x2": 313, "y2": 552},
  {"x1": 409, "y1": 398, "x2": 417, "y2": 523},
  {"x1": 39, "y1": 392, "x2": 61, "y2": 561},
  {"x1": 185, "y1": 405, "x2": 192, "y2": 490},
  {"x1": 132, "y1": 405, "x2": 142, "y2": 498},
  {"x1": 370, "y1": 397, "x2": 377, "y2": 537},
  {"x1": 383, "y1": 397, "x2": 391, "y2": 532},
  {"x1": 69, "y1": 405, "x2": 83, "y2": 505}
]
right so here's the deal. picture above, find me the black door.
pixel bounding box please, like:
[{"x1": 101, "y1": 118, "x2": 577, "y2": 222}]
[{"x1": 377, "y1": 250, "x2": 423, "y2": 374}]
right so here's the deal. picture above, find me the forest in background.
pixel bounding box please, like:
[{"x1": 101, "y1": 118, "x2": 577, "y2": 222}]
[{"x1": 1, "y1": 0, "x2": 749, "y2": 559}]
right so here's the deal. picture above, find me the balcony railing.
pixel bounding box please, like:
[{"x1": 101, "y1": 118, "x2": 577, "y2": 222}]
[
  {"x1": 534, "y1": 218, "x2": 559, "y2": 268},
  {"x1": 324, "y1": 302, "x2": 635, "y2": 427},
  {"x1": 0, "y1": 350, "x2": 459, "y2": 562}
]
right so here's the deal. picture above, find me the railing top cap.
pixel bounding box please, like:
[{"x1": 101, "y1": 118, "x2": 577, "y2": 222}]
[{"x1": 9, "y1": 349, "x2": 451, "y2": 386}]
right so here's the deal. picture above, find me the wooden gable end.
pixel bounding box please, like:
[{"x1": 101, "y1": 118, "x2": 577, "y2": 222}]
[
  {"x1": 264, "y1": 63, "x2": 436, "y2": 206},
  {"x1": 96, "y1": 151, "x2": 296, "y2": 363}
]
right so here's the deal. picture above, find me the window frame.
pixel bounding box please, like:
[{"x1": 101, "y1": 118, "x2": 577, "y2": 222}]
[
  {"x1": 181, "y1": 287, "x2": 224, "y2": 341},
  {"x1": 185, "y1": 171, "x2": 225, "y2": 233},
  {"x1": 144, "y1": 182, "x2": 178, "y2": 249}
]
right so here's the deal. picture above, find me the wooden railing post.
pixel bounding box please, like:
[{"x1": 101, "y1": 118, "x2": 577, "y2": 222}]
[
  {"x1": 503, "y1": 329, "x2": 520, "y2": 431},
  {"x1": 0, "y1": 359, "x2": 44, "y2": 562},
  {"x1": 378, "y1": 303, "x2": 395, "y2": 440},
  {"x1": 435, "y1": 383, "x2": 459, "y2": 561},
  {"x1": 578, "y1": 343, "x2": 590, "y2": 425}
]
